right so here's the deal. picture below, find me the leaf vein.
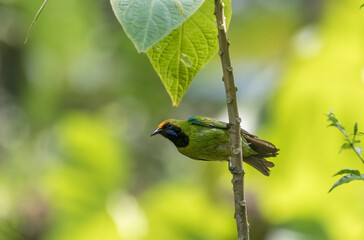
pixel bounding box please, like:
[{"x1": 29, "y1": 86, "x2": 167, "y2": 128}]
[{"x1": 141, "y1": 0, "x2": 157, "y2": 49}]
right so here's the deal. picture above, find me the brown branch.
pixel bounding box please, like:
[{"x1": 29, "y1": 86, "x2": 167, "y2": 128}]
[{"x1": 214, "y1": 0, "x2": 249, "y2": 239}]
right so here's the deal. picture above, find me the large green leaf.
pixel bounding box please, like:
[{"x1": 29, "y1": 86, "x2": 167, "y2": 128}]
[
  {"x1": 110, "y1": 0, "x2": 205, "y2": 53},
  {"x1": 147, "y1": 0, "x2": 231, "y2": 106}
]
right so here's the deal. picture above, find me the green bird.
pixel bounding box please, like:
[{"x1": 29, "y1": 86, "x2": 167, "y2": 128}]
[{"x1": 151, "y1": 116, "x2": 279, "y2": 176}]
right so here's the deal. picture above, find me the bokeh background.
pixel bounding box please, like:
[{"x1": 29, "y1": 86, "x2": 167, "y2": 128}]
[{"x1": 1, "y1": 0, "x2": 364, "y2": 239}]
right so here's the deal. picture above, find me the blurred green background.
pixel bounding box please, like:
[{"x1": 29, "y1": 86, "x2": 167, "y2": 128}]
[{"x1": 1, "y1": 0, "x2": 364, "y2": 239}]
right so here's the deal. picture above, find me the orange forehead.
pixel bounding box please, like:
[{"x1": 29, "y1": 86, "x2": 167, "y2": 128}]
[{"x1": 158, "y1": 120, "x2": 168, "y2": 129}]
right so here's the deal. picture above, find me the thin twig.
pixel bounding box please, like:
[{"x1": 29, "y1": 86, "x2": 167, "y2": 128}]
[
  {"x1": 24, "y1": 0, "x2": 50, "y2": 44},
  {"x1": 214, "y1": 1, "x2": 249, "y2": 239}
]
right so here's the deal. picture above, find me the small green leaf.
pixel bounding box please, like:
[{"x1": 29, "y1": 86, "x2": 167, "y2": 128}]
[
  {"x1": 327, "y1": 112, "x2": 338, "y2": 126},
  {"x1": 326, "y1": 111, "x2": 337, "y2": 125},
  {"x1": 329, "y1": 174, "x2": 364, "y2": 192},
  {"x1": 340, "y1": 142, "x2": 351, "y2": 151},
  {"x1": 354, "y1": 122, "x2": 358, "y2": 136},
  {"x1": 360, "y1": 3, "x2": 364, "y2": 9},
  {"x1": 147, "y1": 0, "x2": 232, "y2": 106},
  {"x1": 327, "y1": 111, "x2": 346, "y2": 134},
  {"x1": 110, "y1": 0, "x2": 205, "y2": 52},
  {"x1": 333, "y1": 169, "x2": 360, "y2": 177}
]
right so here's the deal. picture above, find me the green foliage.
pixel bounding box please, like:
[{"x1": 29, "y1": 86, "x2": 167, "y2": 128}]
[
  {"x1": 147, "y1": 0, "x2": 231, "y2": 106},
  {"x1": 110, "y1": 0, "x2": 205, "y2": 53},
  {"x1": 111, "y1": 0, "x2": 231, "y2": 106},
  {"x1": 333, "y1": 169, "x2": 361, "y2": 176},
  {"x1": 327, "y1": 111, "x2": 364, "y2": 192},
  {"x1": 329, "y1": 174, "x2": 364, "y2": 193}
]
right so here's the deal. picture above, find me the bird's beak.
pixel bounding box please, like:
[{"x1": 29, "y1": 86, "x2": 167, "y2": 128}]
[{"x1": 151, "y1": 128, "x2": 162, "y2": 136}]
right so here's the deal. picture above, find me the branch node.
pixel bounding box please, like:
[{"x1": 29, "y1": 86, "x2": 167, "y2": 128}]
[
  {"x1": 218, "y1": 49, "x2": 223, "y2": 56},
  {"x1": 236, "y1": 117, "x2": 242, "y2": 123},
  {"x1": 239, "y1": 200, "x2": 246, "y2": 207},
  {"x1": 226, "y1": 96, "x2": 232, "y2": 103},
  {"x1": 233, "y1": 148, "x2": 241, "y2": 155},
  {"x1": 227, "y1": 66, "x2": 233, "y2": 72},
  {"x1": 231, "y1": 169, "x2": 244, "y2": 175}
]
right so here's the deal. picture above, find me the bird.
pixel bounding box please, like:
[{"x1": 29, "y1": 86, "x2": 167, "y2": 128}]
[{"x1": 151, "y1": 116, "x2": 279, "y2": 176}]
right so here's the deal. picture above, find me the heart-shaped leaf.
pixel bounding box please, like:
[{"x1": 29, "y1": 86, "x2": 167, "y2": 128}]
[
  {"x1": 110, "y1": 0, "x2": 205, "y2": 53},
  {"x1": 147, "y1": 0, "x2": 231, "y2": 106}
]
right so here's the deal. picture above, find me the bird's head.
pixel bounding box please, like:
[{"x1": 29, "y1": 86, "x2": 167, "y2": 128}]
[{"x1": 151, "y1": 120, "x2": 189, "y2": 147}]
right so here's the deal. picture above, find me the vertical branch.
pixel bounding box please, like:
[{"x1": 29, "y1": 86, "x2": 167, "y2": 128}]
[{"x1": 214, "y1": 1, "x2": 250, "y2": 239}]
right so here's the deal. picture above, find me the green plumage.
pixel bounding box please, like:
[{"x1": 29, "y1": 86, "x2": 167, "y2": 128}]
[{"x1": 151, "y1": 116, "x2": 279, "y2": 176}]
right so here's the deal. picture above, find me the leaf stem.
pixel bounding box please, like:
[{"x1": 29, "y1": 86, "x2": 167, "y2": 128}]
[
  {"x1": 24, "y1": 0, "x2": 50, "y2": 44},
  {"x1": 214, "y1": 1, "x2": 249, "y2": 239},
  {"x1": 338, "y1": 125, "x2": 364, "y2": 163}
]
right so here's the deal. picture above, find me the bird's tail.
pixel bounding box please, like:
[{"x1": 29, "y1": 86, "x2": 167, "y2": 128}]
[
  {"x1": 242, "y1": 132, "x2": 279, "y2": 176},
  {"x1": 243, "y1": 156, "x2": 275, "y2": 176}
]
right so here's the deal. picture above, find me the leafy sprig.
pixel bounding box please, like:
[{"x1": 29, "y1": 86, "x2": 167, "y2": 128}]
[{"x1": 327, "y1": 110, "x2": 364, "y2": 192}]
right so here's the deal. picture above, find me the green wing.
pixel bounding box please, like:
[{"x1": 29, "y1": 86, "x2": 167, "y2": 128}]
[
  {"x1": 188, "y1": 116, "x2": 256, "y2": 138},
  {"x1": 187, "y1": 116, "x2": 230, "y2": 129}
]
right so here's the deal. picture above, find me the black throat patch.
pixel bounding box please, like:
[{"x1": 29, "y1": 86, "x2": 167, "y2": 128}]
[{"x1": 160, "y1": 125, "x2": 189, "y2": 148}]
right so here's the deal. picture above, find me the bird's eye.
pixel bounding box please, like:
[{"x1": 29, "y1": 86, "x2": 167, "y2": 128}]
[{"x1": 164, "y1": 123, "x2": 172, "y2": 128}]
